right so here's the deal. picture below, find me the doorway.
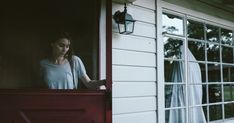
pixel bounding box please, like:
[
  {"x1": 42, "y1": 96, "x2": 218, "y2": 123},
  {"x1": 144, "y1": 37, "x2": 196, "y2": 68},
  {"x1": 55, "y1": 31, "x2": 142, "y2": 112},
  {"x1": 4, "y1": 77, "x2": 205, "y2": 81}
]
[{"x1": 0, "y1": 0, "x2": 100, "y2": 88}]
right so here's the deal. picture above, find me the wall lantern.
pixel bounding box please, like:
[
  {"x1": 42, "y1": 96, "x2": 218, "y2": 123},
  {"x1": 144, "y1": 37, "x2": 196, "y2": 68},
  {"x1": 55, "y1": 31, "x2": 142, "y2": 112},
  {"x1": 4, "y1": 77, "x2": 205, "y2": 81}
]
[{"x1": 113, "y1": 3, "x2": 136, "y2": 35}]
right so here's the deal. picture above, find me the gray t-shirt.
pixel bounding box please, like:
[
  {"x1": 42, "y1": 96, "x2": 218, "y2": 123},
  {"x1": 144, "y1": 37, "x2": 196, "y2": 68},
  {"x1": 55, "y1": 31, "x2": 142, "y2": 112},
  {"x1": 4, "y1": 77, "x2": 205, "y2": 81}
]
[{"x1": 40, "y1": 56, "x2": 86, "y2": 89}]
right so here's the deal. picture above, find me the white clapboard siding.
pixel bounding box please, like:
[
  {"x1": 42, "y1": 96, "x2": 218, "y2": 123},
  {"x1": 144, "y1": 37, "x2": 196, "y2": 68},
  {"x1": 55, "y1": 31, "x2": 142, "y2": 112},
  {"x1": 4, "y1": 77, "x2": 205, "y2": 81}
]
[
  {"x1": 112, "y1": 21, "x2": 155, "y2": 38},
  {"x1": 112, "y1": 49, "x2": 156, "y2": 67},
  {"x1": 113, "y1": 111, "x2": 156, "y2": 123},
  {"x1": 112, "y1": 33, "x2": 156, "y2": 53},
  {"x1": 133, "y1": 0, "x2": 155, "y2": 10},
  {"x1": 133, "y1": 21, "x2": 155, "y2": 38},
  {"x1": 113, "y1": 82, "x2": 156, "y2": 97},
  {"x1": 113, "y1": 96, "x2": 156, "y2": 114},
  {"x1": 112, "y1": 1, "x2": 157, "y2": 123},
  {"x1": 113, "y1": 65, "x2": 156, "y2": 82},
  {"x1": 112, "y1": 3, "x2": 155, "y2": 24}
]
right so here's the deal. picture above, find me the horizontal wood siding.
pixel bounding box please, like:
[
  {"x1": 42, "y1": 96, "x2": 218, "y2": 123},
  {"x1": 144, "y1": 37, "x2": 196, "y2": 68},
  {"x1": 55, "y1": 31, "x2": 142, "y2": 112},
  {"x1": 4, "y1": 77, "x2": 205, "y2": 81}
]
[
  {"x1": 112, "y1": 0, "x2": 157, "y2": 123},
  {"x1": 112, "y1": 49, "x2": 156, "y2": 67},
  {"x1": 133, "y1": 0, "x2": 155, "y2": 10},
  {"x1": 113, "y1": 82, "x2": 156, "y2": 97},
  {"x1": 113, "y1": 111, "x2": 157, "y2": 123},
  {"x1": 112, "y1": 3, "x2": 155, "y2": 24},
  {"x1": 112, "y1": 21, "x2": 155, "y2": 38},
  {"x1": 113, "y1": 66, "x2": 156, "y2": 82},
  {"x1": 112, "y1": 33, "x2": 156, "y2": 53},
  {"x1": 113, "y1": 97, "x2": 156, "y2": 114}
]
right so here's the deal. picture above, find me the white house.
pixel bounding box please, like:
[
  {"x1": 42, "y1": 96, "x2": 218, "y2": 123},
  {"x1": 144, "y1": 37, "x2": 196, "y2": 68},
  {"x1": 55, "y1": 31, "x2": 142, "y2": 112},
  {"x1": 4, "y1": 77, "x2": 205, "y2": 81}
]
[{"x1": 112, "y1": 0, "x2": 234, "y2": 123}]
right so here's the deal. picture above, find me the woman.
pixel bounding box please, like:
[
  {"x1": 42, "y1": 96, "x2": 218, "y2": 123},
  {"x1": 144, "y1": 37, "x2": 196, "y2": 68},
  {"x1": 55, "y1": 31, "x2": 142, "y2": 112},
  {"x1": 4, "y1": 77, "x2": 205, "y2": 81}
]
[{"x1": 40, "y1": 32, "x2": 106, "y2": 89}]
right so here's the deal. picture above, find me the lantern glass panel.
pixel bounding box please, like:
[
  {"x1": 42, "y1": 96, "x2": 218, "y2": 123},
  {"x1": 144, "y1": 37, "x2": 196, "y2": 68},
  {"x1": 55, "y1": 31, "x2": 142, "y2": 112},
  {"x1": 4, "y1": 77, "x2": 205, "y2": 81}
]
[
  {"x1": 118, "y1": 20, "x2": 134, "y2": 34},
  {"x1": 126, "y1": 20, "x2": 134, "y2": 32},
  {"x1": 118, "y1": 23, "x2": 125, "y2": 34}
]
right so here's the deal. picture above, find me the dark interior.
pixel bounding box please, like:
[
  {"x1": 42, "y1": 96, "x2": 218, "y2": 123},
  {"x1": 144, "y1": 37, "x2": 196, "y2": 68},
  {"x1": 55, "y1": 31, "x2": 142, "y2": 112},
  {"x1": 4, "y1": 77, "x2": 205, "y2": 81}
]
[{"x1": 0, "y1": 0, "x2": 100, "y2": 88}]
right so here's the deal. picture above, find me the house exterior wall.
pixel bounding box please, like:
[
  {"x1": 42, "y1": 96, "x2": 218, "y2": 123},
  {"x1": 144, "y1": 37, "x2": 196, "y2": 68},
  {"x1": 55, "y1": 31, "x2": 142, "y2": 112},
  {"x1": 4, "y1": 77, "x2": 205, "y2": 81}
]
[{"x1": 112, "y1": 0, "x2": 157, "y2": 123}]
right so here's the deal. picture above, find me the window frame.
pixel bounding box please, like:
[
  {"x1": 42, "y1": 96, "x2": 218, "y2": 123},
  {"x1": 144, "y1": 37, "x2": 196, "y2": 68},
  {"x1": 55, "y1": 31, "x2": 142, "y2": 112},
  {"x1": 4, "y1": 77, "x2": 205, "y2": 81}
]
[{"x1": 157, "y1": 1, "x2": 234, "y2": 123}]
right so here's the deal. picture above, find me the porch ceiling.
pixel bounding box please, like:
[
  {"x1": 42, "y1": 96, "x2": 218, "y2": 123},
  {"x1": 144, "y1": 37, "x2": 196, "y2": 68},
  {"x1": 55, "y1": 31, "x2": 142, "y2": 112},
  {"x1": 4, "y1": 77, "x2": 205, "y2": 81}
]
[{"x1": 198, "y1": 0, "x2": 234, "y2": 14}]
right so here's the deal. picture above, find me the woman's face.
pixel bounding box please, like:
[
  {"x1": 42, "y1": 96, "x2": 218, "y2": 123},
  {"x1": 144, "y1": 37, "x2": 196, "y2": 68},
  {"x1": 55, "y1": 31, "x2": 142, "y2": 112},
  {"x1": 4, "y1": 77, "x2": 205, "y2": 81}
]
[{"x1": 51, "y1": 38, "x2": 70, "y2": 57}]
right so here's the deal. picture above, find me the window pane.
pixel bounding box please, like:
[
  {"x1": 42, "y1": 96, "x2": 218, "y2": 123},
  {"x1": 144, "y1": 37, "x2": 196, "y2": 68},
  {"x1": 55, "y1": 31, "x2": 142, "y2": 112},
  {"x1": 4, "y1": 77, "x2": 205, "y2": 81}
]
[
  {"x1": 209, "y1": 85, "x2": 222, "y2": 103},
  {"x1": 207, "y1": 43, "x2": 220, "y2": 62},
  {"x1": 188, "y1": 41, "x2": 205, "y2": 61},
  {"x1": 224, "y1": 84, "x2": 234, "y2": 101},
  {"x1": 162, "y1": 13, "x2": 184, "y2": 35},
  {"x1": 188, "y1": 62, "x2": 203, "y2": 84},
  {"x1": 164, "y1": 60, "x2": 173, "y2": 82},
  {"x1": 221, "y1": 28, "x2": 233, "y2": 46},
  {"x1": 222, "y1": 46, "x2": 233, "y2": 63},
  {"x1": 208, "y1": 64, "x2": 221, "y2": 82},
  {"x1": 223, "y1": 65, "x2": 234, "y2": 82},
  {"x1": 187, "y1": 20, "x2": 204, "y2": 40},
  {"x1": 206, "y1": 25, "x2": 219, "y2": 43},
  {"x1": 165, "y1": 109, "x2": 186, "y2": 123},
  {"x1": 165, "y1": 85, "x2": 185, "y2": 108},
  {"x1": 203, "y1": 106, "x2": 208, "y2": 121},
  {"x1": 209, "y1": 105, "x2": 222, "y2": 121},
  {"x1": 225, "y1": 103, "x2": 234, "y2": 119},
  {"x1": 190, "y1": 107, "x2": 207, "y2": 123},
  {"x1": 202, "y1": 85, "x2": 207, "y2": 104},
  {"x1": 164, "y1": 37, "x2": 184, "y2": 59},
  {"x1": 164, "y1": 61, "x2": 184, "y2": 83},
  {"x1": 199, "y1": 63, "x2": 206, "y2": 83},
  {"x1": 188, "y1": 85, "x2": 206, "y2": 105}
]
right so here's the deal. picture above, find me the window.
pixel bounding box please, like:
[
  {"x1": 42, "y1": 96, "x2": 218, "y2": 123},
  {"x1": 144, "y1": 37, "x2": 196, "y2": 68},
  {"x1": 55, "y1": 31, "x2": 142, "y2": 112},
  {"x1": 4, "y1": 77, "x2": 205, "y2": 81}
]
[{"x1": 162, "y1": 11, "x2": 234, "y2": 122}]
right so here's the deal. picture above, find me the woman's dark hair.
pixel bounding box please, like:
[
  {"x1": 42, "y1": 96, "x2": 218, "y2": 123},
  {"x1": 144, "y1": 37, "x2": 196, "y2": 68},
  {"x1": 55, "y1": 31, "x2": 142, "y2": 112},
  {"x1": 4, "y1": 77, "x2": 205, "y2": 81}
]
[{"x1": 49, "y1": 31, "x2": 74, "y2": 62}]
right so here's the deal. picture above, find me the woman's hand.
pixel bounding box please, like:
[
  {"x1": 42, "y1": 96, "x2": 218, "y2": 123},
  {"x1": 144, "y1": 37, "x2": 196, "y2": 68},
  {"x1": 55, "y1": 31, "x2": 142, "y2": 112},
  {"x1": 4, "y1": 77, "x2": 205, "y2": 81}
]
[
  {"x1": 98, "y1": 79, "x2": 106, "y2": 90},
  {"x1": 99, "y1": 85, "x2": 107, "y2": 90},
  {"x1": 81, "y1": 75, "x2": 106, "y2": 89}
]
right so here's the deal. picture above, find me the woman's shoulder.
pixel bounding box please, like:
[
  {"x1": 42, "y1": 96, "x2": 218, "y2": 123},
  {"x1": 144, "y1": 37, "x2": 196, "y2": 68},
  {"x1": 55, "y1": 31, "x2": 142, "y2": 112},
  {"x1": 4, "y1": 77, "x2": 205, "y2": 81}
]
[
  {"x1": 40, "y1": 59, "x2": 53, "y2": 67},
  {"x1": 72, "y1": 55, "x2": 82, "y2": 61},
  {"x1": 40, "y1": 59, "x2": 49, "y2": 65},
  {"x1": 71, "y1": 55, "x2": 85, "y2": 66}
]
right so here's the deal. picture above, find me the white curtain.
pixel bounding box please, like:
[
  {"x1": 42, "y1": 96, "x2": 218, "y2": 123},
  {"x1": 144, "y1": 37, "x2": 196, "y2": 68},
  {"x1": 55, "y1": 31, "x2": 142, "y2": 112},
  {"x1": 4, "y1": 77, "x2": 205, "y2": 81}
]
[{"x1": 169, "y1": 49, "x2": 206, "y2": 123}]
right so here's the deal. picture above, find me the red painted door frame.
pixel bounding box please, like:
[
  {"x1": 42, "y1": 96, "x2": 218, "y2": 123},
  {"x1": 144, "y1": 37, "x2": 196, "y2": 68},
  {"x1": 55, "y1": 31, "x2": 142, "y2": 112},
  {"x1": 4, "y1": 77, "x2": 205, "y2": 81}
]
[{"x1": 105, "y1": 0, "x2": 112, "y2": 122}]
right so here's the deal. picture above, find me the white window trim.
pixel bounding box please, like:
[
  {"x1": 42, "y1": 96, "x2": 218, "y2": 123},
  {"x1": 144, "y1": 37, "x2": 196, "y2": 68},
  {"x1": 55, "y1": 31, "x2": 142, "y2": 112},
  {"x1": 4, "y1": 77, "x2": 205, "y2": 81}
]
[
  {"x1": 156, "y1": 1, "x2": 165, "y2": 123},
  {"x1": 156, "y1": 0, "x2": 234, "y2": 123}
]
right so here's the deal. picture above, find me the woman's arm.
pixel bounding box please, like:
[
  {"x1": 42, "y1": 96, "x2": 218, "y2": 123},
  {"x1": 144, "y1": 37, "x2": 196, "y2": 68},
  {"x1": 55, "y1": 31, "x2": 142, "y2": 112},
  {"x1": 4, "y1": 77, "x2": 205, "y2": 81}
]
[{"x1": 80, "y1": 74, "x2": 106, "y2": 89}]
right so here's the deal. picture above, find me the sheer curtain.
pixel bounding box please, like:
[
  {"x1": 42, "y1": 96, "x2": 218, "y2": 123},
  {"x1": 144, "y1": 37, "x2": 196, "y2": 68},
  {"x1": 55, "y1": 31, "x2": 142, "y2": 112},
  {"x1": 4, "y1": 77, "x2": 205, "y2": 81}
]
[{"x1": 169, "y1": 49, "x2": 206, "y2": 123}]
